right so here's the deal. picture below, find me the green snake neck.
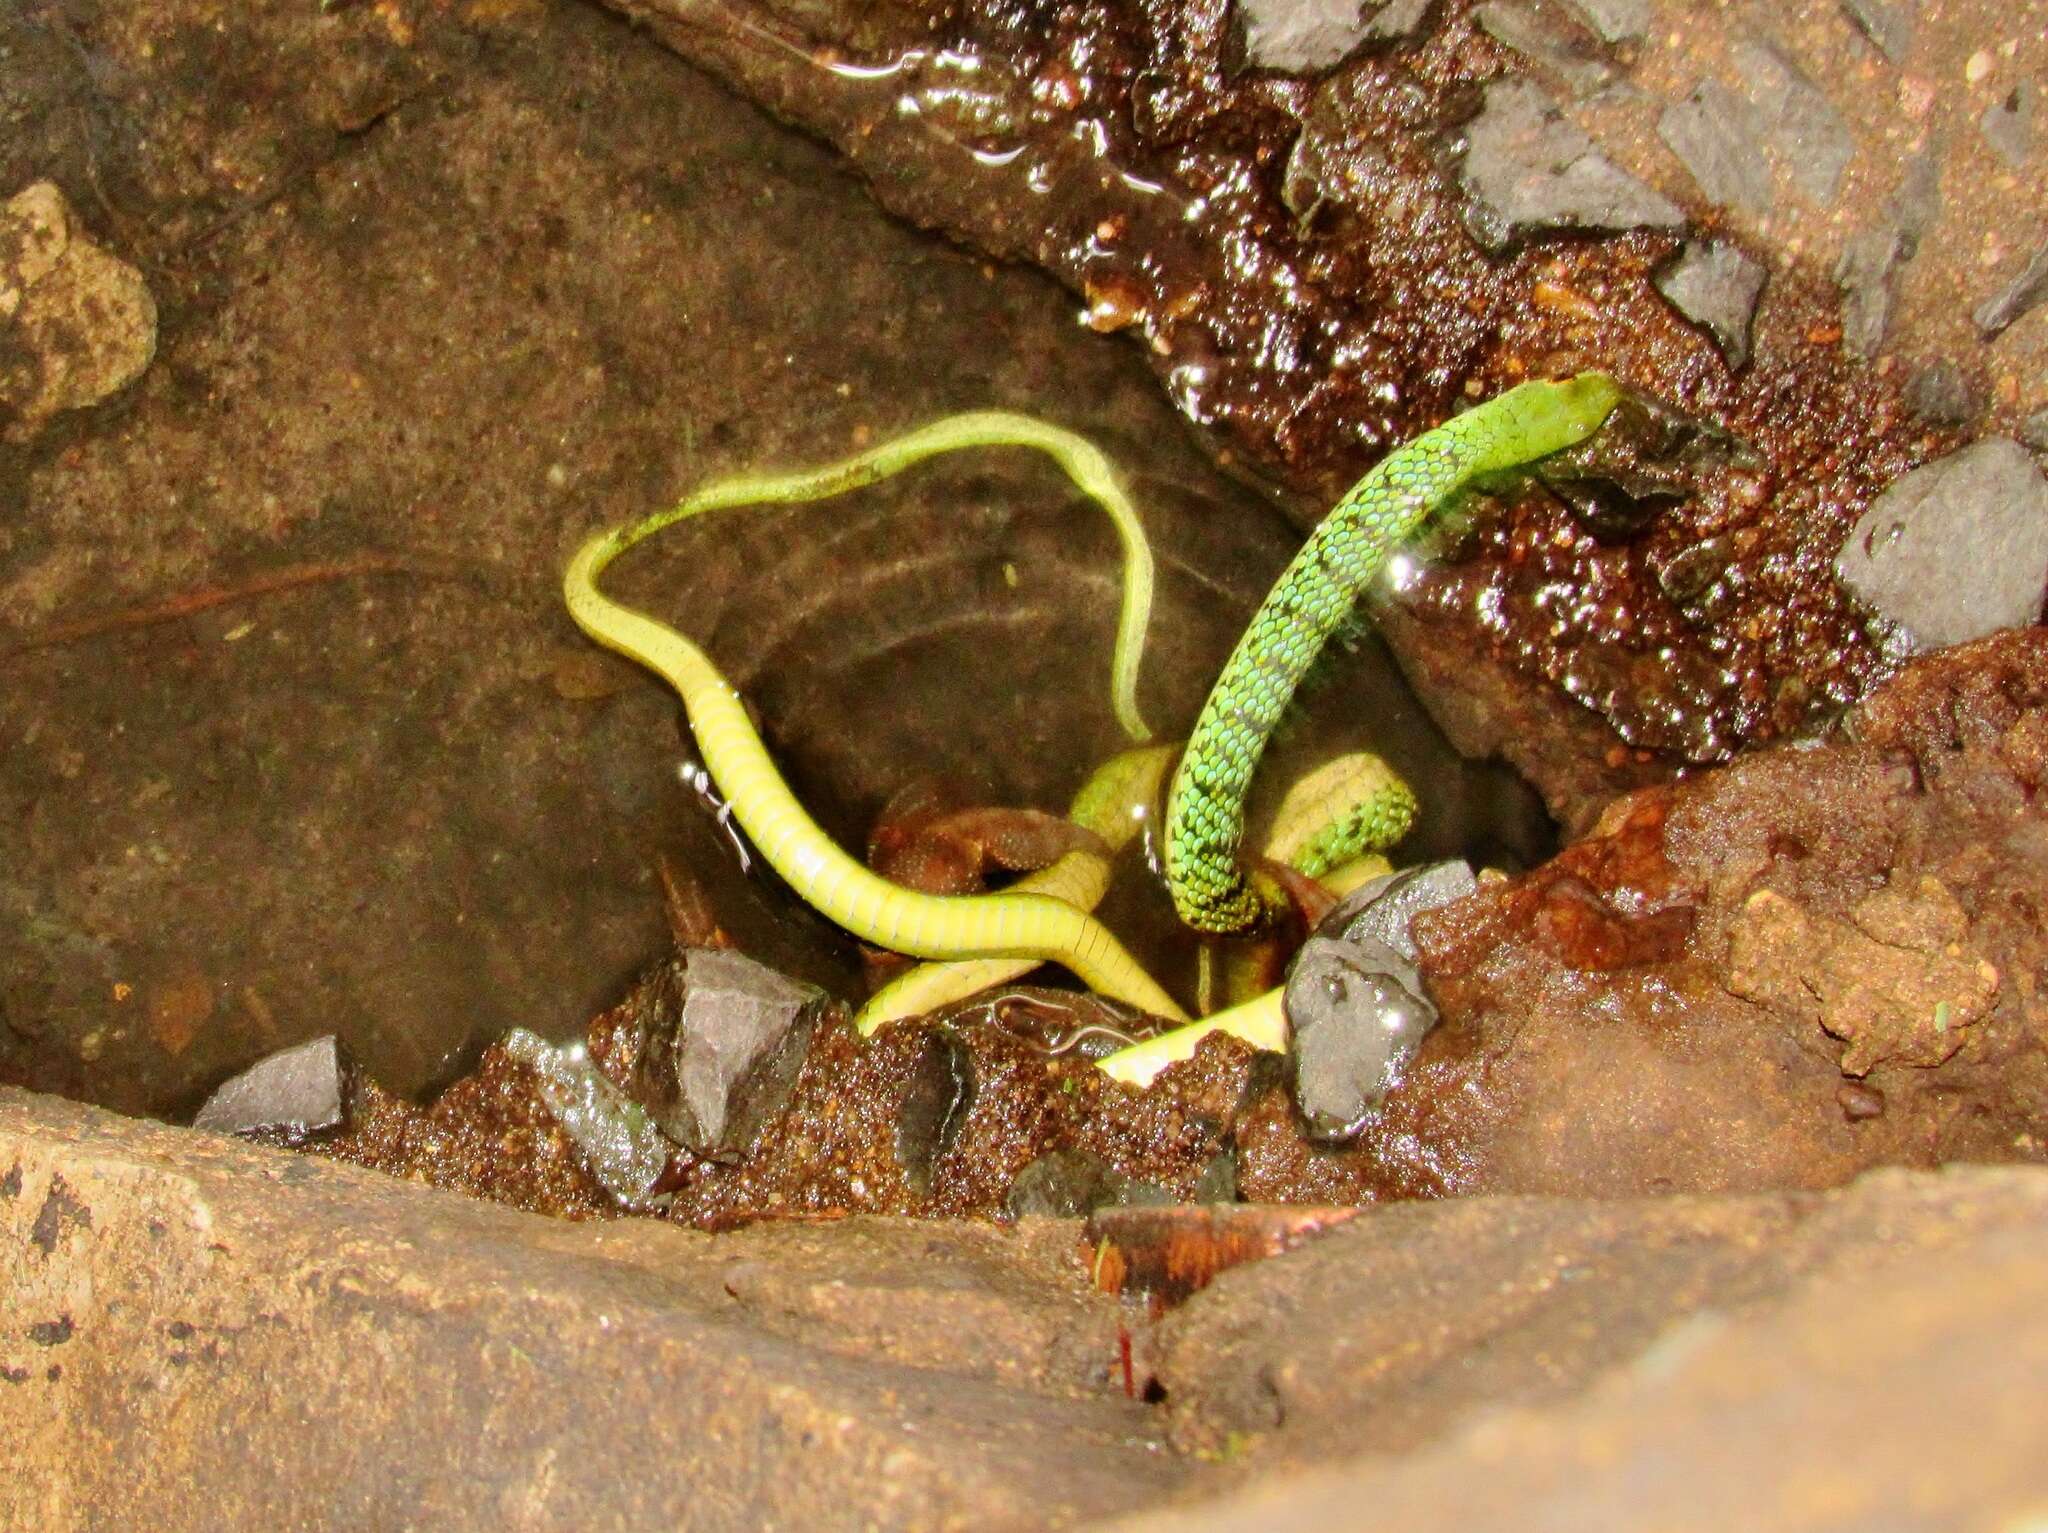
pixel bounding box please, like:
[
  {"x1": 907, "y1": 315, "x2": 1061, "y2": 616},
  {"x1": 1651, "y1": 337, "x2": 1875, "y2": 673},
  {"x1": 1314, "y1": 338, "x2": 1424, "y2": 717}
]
[{"x1": 1162, "y1": 373, "x2": 1621, "y2": 934}]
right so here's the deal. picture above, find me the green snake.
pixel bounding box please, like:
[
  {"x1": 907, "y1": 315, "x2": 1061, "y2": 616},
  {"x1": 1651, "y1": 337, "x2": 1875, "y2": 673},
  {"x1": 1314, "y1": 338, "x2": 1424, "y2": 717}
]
[
  {"x1": 1162, "y1": 372, "x2": 1623, "y2": 933},
  {"x1": 565, "y1": 376, "x2": 1621, "y2": 1082}
]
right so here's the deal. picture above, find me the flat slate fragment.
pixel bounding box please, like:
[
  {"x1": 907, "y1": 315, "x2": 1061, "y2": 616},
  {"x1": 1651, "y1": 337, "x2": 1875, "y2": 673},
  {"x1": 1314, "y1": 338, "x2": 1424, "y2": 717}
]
[
  {"x1": 1654, "y1": 240, "x2": 1767, "y2": 369},
  {"x1": 1734, "y1": 39, "x2": 1853, "y2": 204},
  {"x1": 1901, "y1": 358, "x2": 1979, "y2": 427},
  {"x1": 1474, "y1": 2, "x2": 1615, "y2": 99},
  {"x1": 193, "y1": 1036, "x2": 351, "y2": 1140},
  {"x1": 1837, "y1": 0, "x2": 1914, "y2": 65},
  {"x1": 1458, "y1": 78, "x2": 1685, "y2": 252},
  {"x1": 1560, "y1": 0, "x2": 1647, "y2": 44},
  {"x1": 1236, "y1": 0, "x2": 1375, "y2": 74},
  {"x1": 1835, "y1": 225, "x2": 1901, "y2": 358},
  {"x1": 1981, "y1": 80, "x2": 2038, "y2": 168},
  {"x1": 1834, "y1": 438, "x2": 2048, "y2": 653},
  {"x1": 1658, "y1": 82, "x2": 1773, "y2": 214},
  {"x1": 1973, "y1": 238, "x2": 2048, "y2": 338}
]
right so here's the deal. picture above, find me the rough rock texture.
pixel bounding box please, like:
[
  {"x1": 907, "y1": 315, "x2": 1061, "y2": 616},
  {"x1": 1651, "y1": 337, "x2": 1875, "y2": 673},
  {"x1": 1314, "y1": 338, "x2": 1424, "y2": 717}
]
[
  {"x1": 1233, "y1": 628, "x2": 2048, "y2": 1202},
  {"x1": 8, "y1": 1086, "x2": 2048, "y2": 1530},
  {"x1": 191, "y1": 1033, "x2": 351, "y2": 1139},
  {"x1": 1115, "y1": 1166, "x2": 2048, "y2": 1531},
  {"x1": 1653, "y1": 239, "x2": 1767, "y2": 370},
  {"x1": 0, "y1": 1087, "x2": 1169, "y2": 1530},
  {"x1": 0, "y1": 180, "x2": 156, "y2": 433}
]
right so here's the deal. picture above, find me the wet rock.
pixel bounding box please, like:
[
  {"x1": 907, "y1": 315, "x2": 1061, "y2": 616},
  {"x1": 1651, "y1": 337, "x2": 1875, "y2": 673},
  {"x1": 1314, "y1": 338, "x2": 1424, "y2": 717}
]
[
  {"x1": 0, "y1": 181, "x2": 156, "y2": 434},
  {"x1": 1318, "y1": 859, "x2": 1478, "y2": 960},
  {"x1": 1474, "y1": 3, "x2": 1615, "y2": 100},
  {"x1": 1733, "y1": 39, "x2": 1853, "y2": 204},
  {"x1": 894, "y1": 1025, "x2": 976, "y2": 1195},
  {"x1": 1004, "y1": 1149, "x2": 1170, "y2": 1217},
  {"x1": 1657, "y1": 83, "x2": 1773, "y2": 214},
  {"x1": 1274, "y1": 632, "x2": 2048, "y2": 1203},
  {"x1": 1838, "y1": 0, "x2": 1913, "y2": 65},
  {"x1": 1901, "y1": 357, "x2": 1980, "y2": 427},
  {"x1": 1834, "y1": 438, "x2": 2048, "y2": 653},
  {"x1": 1559, "y1": 0, "x2": 1646, "y2": 44},
  {"x1": 1234, "y1": 0, "x2": 1371, "y2": 73},
  {"x1": 1191, "y1": 1149, "x2": 1238, "y2": 1204},
  {"x1": 1285, "y1": 934, "x2": 1439, "y2": 1140},
  {"x1": 193, "y1": 1036, "x2": 352, "y2": 1142},
  {"x1": 614, "y1": 950, "x2": 827, "y2": 1161},
  {"x1": 1457, "y1": 79, "x2": 1685, "y2": 252},
  {"x1": 1972, "y1": 237, "x2": 2048, "y2": 338},
  {"x1": 1981, "y1": 80, "x2": 2038, "y2": 169},
  {"x1": 501, "y1": 1029, "x2": 676, "y2": 1208},
  {"x1": 1653, "y1": 240, "x2": 1767, "y2": 369}
]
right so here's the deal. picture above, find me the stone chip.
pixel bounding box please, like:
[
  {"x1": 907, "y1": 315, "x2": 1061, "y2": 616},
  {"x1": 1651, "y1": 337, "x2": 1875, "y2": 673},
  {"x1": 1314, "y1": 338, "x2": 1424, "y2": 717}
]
[
  {"x1": 194, "y1": 1036, "x2": 353, "y2": 1142},
  {"x1": 0, "y1": 180, "x2": 157, "y2": 433},
  {"x1": 1457, "y1": 79, "x2": 1685, "y2": 252},
  {"x1": 1653, "y1": 240, "x2": 1767, "y2": 370},
  {"x1": 1834, "y1": 438, "x2": 2048, "y2": 653}
]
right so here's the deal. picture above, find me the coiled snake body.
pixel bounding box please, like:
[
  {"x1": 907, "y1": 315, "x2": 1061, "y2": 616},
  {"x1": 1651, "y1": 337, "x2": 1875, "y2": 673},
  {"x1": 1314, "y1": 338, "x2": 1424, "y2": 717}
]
[{"x1": 565, "y1": 375, "x2": 1621, "y2": 1075}]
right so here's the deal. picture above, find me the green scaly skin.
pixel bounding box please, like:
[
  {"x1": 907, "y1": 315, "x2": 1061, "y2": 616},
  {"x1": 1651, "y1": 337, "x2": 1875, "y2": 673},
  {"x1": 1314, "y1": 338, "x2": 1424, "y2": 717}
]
[{"x1": 1161, "y1": 373, "x2": 1623, "y2": 935}]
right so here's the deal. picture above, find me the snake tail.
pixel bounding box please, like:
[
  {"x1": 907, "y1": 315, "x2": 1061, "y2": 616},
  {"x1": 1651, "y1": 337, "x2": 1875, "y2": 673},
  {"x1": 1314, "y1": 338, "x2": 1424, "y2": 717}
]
[
  {"x1": 564, "y1": 418, "x2": 1191, "y2": 1022},
  {"x1": 1162, "y1": 372, "x2": 1622, "y2": 934}
]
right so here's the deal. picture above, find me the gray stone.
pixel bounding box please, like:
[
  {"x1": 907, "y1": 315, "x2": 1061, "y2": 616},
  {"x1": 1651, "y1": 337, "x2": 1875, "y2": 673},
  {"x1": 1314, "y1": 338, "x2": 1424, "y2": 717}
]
[
  {"x1": 894, "y1": 1026, "x2": 976, "y2": 1196},
  {"x1": 1560, "y1": 0, "x2": 1647, "y2": 43},
  {"x1": 1835, "y1": 224, "x2": 1901, "y2": 358},
  {"x1": 1981, "y1": 80, "x2": 2038, "y2": 169},
  {"x1": 1006, "y1": 1149, "x2": 1113, "y2": 1217},
  {"x1": 1902, "y1": 358, "x2": 1980, "y2": 428},
  {"x1": 2021, "y1": 408, "x2": 2048, "y2": 455},
  {"x1": 1004, "y1": 1149, "x2": 1172, "y2": 1217},
  {"x1": 1890, "y1": 147, "x2": 1943, "y2": 261},
  {"x1": 619, "y1": 950, "x2": 826, "y2": 1161},
  {"x1": 1317, "y1": 858, "x2": 1479, "y2": 960},
  {"x1": 1236, "y1": 0, "x2": 1374, "y2": 73},
  {"x1": 502, "y1": 1029, "x2": 675, "y2": 1208},
  {"x1": 1457, "y1": 79, "x2": 1686, "y2": 252},
  {"x1": 1835, "y1": 439, "x2": 2048, "y2": 654},
  {"x1": 1653, "y1": 240, "x2": 1767, "y2": 370},
  {"x1": 1285, "y1": 934, "x2": 1439, "y2": 1140},
  {"x1": 1365, "y1": 0, "x2": 1434, "y2": 40},
  {"x1": 193, "y1": 1036, "x2": 352, "y2": 1141},
  {"x1": 1734, "y1": 40, "x2": 1853, "y2": 204},
  {"x1": 1658, "y1": 83, "x2": 1773, "y2": 214},
  {"x1": 1475, "y1": 3, "x2": 1616, "y2": 100},
  {"x1": 1837, "y1": 0, "x2": 1914, "y2": 64},
  {"x1": 1973, "y1": 238, "x2": 2048, "y2": 338},
  {"x1": 1191, "y1": 1150, "x2": 1239, "y2": 1205}
]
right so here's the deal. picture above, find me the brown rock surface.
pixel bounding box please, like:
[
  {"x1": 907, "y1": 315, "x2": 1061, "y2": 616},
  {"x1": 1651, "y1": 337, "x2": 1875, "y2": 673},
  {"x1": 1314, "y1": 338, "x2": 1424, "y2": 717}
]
[
  {"x1": 1111, "y1": 1167, "x2": 2048, "y2": 1532},
  {"x1": 0, "y1": 1087, "x2": 1172, "y2": 1529},
  {"x1": 1254, "y1": 628, "x2": 2048, "y2": 1200},
  {"x1": 9, "y1": 1085, "x2": 2048, "y2": 1529}
]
